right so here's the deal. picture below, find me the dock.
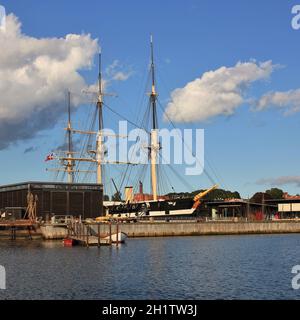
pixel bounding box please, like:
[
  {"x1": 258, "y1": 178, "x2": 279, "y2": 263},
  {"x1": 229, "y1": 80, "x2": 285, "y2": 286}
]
[
  {"x1": 66, "y1": 221, "x2": 122, "y2": 247},
  {"x1": 69, "y1": 236, "x2": 111, "y2": 246},
  {"x1": 0, "y1": 219, "x2": 41, "y2": 240}
]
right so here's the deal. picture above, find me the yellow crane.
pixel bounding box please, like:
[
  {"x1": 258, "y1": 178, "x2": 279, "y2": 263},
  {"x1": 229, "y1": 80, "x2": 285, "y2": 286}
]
[{"x1": 192, "y1": 184, "x2": 219, "y2": 209}]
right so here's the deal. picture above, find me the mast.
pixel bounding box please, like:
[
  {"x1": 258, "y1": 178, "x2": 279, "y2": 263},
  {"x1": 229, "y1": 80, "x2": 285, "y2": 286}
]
[
  {"x1": 67, "y1": 91, "x2": 74, "y2": 183},
  {"x1": 47, "y1": 48, "x2": 137, "y2": 187},
  {"x1": 149, "y1": 35, "x2": 159, "y2": 200},
  {"x1": 96, "y1": 50, "x2": 104, "y2": 185}
]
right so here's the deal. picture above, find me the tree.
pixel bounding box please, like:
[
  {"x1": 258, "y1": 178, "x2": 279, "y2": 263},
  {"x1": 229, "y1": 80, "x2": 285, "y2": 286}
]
[
  {"x1": 232, "y1": 191, "x2": 241, "y2": 199},
  {"x1": 265, "y1": 188, "x2": 284, "y2": 200},
  {"x1": 103, "y1": 194, "x2": 110, "y2": 201},
  {"x1": 165, "y1": 188, "x2": 241, "y2": 200},
  {"x1": 250, "y1": 192, "x2": 272, "y2": 203}
]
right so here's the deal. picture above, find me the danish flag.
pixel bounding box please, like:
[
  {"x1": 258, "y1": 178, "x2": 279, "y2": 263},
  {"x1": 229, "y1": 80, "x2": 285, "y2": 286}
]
[{"x1": 45, "y1": 153, "x2": 54, "y2": 162}]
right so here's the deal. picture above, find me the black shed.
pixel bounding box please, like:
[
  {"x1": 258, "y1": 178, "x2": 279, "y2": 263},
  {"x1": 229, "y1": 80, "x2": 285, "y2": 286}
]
[{"x1": 0, "y1": 181, "x2": 103, "y2": 220}]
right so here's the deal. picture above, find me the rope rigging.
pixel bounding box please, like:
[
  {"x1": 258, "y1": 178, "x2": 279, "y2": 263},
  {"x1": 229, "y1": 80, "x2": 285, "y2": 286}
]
[{"x1": 48, "y1": 38, "x2": 225, "y2": 200}]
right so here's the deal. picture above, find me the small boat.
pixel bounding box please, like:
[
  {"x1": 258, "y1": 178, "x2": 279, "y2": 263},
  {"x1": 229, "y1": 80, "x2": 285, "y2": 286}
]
[
  {"x1": 63, "y1": 238, "x2": 74, "y2": 246},
  {"x1": 103, "y1": 232, "x2": 127, "y2": 243}
]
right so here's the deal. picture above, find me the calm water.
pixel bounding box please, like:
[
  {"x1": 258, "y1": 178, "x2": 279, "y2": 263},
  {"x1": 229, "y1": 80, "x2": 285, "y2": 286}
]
[{"x1": 0, "y1": 234, "x2": 300, "y2": 300}]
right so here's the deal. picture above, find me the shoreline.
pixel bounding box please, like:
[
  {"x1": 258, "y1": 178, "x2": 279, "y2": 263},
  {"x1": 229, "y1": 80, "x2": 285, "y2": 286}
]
[
  {"x1": 90, "y1": 220, "x2": 300, "y2": 238},
  {"x1": 1, "y1": 220, "x2": 300, "y2": 241}
]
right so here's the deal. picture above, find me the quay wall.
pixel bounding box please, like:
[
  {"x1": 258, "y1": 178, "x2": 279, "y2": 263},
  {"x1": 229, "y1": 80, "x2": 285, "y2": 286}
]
[
  {"x1": 95, "y1": 221, "x2": 300, "y2": 238},
  {"x1": 40, "y1": 225, "x2": 68, "y2": 239}
]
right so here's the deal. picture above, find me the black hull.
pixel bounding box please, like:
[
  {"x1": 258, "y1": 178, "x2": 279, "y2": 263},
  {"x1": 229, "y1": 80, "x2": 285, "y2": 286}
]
[{"x1": 107, "y1": 198, "x2": 196, "y2": 217}]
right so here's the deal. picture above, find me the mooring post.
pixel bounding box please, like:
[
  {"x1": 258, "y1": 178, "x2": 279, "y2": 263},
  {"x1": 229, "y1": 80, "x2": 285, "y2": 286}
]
[
  {"x1": 97, "y1": 223, "x2": 100, "y2": 247},
  {"x1": 11, "y1": 225, "x2": 16, "y2": 240},
  {"x1": 116, "y1": 223, "x2": 119, "y2": 247},
  {"x1": 86, "y1": 225, "x2": 89, "y2": 248},
  {"x1": 109, "y1": 222, "x2": 112, "y2": 244},
  {"x1": 28, "y1": 226, "x2": 32, "y2": 240}
]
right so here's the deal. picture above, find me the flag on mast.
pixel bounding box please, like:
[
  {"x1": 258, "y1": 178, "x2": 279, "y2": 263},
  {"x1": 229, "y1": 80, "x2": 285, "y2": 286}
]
[{"x1": 45, "y1": 153, "x2": 55, "y2": 162}]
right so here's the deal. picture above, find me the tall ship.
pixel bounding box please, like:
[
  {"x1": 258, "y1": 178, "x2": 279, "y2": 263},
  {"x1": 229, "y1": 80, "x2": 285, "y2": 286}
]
[{"x1": 47, "y1": 37, "x2": 217, "y2": 218}]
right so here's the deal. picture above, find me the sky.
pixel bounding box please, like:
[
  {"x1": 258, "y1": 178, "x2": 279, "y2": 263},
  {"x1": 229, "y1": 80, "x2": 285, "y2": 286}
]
[{"x1": 0, "y1": 0, "x2": 300, "y2": 198}]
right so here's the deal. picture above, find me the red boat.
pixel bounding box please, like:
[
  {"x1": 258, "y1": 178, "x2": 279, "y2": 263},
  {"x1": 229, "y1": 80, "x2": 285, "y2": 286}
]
[{"x1": 63, "y1": 238, "x2": 74, "y2": 246}]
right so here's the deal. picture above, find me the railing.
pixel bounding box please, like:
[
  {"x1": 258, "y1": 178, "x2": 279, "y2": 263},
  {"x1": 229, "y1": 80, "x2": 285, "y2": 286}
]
[
  {"x1": 66, "y1": 220, "x2": 122, "y2": 247},
  {"x1": 67, "y1": 221, "x2": 91, "y2": 243},
  {"x1": 51, "y1": 215, "x2": 74, "y2": 225}
]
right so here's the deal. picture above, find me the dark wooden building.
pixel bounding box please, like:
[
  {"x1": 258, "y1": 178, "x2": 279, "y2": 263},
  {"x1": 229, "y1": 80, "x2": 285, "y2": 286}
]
[{"x1": 0, "y1": 181, "x2": 103, "y2": 220}]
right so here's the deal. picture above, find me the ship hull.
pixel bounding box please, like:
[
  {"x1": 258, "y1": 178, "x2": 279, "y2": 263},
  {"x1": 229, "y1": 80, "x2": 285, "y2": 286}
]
[{"x1": 107, "y1": 198, "x2": 196, "y2": 218}]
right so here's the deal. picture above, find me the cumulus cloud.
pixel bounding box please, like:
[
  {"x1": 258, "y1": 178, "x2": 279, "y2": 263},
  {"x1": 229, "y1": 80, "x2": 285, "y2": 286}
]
[
  {"x1": 0, "y1": 14, "x2": 99, "y2": 149},
  {"x1": 257, "y1": 176, "x2": 300, "y2": 187},
  {"x1": 105, "y1": 59, "x2": 132, "y2": 82},
  {"x1": 164, "y1": 60, "x2": 275, "y2": 123},
  {"x1": 255, "y1": 89, "x2": 300, "y2": 115}
]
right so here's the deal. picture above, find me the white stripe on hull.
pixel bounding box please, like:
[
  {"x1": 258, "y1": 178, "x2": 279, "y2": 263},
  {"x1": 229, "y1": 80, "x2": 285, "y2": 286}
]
[
  {"x1": 169, "y1": 208, "x2": 195, "y2": 215},
  {"x1": 110, "y1": 208, "x2": 195, "y2": 218}
]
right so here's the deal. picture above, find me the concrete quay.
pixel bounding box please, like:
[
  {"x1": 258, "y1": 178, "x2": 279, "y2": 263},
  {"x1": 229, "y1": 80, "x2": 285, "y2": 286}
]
[{"x1": 91, "y1": 220, "x2": 300, "y2": 238}]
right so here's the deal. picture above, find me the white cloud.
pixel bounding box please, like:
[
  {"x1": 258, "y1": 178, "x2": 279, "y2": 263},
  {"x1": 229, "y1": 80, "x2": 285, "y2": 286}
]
[
  {"x1": 164, "y1": 60, "x2": 275, "y2": 123},
  {"x1": 0, "y1": 14, "x2": 99, "y2": 149},
  {"x1": 255, "y1": 89, "x2": 300, "y2": 115},
  {"x1": 112, "y1": 71, "x2": 131, "y2": 81},
  {"x1": 105, "y1": 59, "x2": 132, "y2": 82},
  {"x1": 257, "y1": 176, "x2": 300, "y2": 187}
]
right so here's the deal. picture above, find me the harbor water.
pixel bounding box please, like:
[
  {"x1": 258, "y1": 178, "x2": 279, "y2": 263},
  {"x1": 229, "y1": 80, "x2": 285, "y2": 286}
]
[{"x1": 0, "y1": 234, "x2": 300, "y2": 300}]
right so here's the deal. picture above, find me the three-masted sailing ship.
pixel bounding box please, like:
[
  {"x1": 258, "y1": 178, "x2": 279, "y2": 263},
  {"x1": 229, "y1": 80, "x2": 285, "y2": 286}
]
[{"x1": 47, "y1": 37, "x2": 217, "y2": 218}]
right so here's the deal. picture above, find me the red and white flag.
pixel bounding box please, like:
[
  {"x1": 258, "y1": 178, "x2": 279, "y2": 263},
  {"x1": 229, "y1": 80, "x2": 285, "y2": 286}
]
[{"x1": 45, "y1": 153, "x2": 54, "y2": 162}]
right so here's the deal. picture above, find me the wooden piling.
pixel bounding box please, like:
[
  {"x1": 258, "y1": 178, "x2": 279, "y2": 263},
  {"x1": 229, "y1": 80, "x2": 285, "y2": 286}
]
[
  {"x1": 11, "y1": 226, "x2": 14, "y2": 240},
  {"x1": 97, "y1": 224, "x2": 100, "y2": 247},
  {"x1": 86, "y1": 226, "x2": 89, "y2": 248},
  {"x1": 109, "y1": 222, "x2": 112, "y2": 245},
  {"x1": 27, "y1": 226, "x2": 32, "y2": 240},
  {"x1": 116, "y1": 223, "x2": 119, "y2": 247}
]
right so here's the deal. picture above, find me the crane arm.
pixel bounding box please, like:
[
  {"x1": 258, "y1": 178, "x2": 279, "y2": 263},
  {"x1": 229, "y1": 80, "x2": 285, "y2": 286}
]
[{"x1": 192, "y1": 184, "x2": 219, "y2": 209}]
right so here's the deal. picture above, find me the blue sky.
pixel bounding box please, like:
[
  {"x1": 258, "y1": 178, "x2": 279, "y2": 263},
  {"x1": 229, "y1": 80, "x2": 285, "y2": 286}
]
[{"x1": 0, "y1": 0, "x2": 300, "y2": 198}]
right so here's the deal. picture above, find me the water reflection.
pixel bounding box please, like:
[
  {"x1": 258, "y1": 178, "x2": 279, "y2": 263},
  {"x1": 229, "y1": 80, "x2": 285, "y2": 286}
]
[{"x1": 0, "y1": 234, "x2": 299, "y2": 300}]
